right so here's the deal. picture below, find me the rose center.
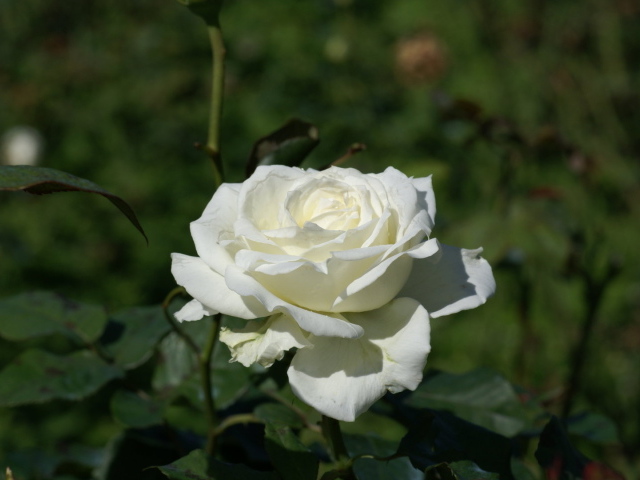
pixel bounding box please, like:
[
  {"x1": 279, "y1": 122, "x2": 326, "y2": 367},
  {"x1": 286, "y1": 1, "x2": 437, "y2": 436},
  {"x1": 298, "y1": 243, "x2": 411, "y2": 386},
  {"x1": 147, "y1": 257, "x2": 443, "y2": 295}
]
[{"x1": 291, "y1": 184, "x2": 361, "y2": 231}]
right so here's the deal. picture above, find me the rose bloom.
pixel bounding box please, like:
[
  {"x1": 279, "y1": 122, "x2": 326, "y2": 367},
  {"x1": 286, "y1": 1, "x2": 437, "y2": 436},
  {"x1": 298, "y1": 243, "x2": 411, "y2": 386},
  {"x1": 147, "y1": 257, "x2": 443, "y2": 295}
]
[{"x1": 171, "y1": 165, "x2": 495, "y2": 421}]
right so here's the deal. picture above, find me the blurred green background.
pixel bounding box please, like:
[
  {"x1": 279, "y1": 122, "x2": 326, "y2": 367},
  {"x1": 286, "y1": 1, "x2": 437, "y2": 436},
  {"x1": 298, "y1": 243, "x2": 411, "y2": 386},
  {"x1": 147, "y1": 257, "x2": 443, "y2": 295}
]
[{"x1": 1, "y1": 0, "x2": 639, "y2": 476}]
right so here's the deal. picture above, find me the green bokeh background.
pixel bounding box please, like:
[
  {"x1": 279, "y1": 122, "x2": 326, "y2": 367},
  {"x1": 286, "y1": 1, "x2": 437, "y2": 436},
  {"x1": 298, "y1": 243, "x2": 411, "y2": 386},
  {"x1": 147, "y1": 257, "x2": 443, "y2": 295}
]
[{"x1": 1, "y1": 0, "x2": 639, "y2": 476}]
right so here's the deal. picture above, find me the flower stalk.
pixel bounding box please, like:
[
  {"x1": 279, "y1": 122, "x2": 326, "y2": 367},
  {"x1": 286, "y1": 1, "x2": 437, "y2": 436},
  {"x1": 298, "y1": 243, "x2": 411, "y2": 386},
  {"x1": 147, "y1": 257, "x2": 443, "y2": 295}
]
[
  {"x1": 162, "y1": 286, "x2": 200, "y2": 355},
  {"x1": 322, "y1": 415, "x2": 356, "y2": 479},
  {"x1": 201, "y1": 313, "x2": 222, "y2": 454},
  {"x1": 204, "y1": 21, "x2": 226, "y2": 188}
]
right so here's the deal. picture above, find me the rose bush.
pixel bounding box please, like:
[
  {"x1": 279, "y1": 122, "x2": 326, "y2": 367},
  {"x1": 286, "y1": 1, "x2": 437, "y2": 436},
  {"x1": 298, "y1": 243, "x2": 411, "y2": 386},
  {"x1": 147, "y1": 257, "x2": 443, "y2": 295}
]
[{"x1": 171, "y1": 165, "x2": 495, "y2": 421}]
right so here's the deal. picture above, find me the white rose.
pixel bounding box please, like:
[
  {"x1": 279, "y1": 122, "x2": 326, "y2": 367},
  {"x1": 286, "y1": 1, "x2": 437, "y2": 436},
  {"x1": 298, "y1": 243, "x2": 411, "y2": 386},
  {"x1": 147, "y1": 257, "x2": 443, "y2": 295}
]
[{"x1": 171, "y1": 165, "x2": 495, "y2": 421}]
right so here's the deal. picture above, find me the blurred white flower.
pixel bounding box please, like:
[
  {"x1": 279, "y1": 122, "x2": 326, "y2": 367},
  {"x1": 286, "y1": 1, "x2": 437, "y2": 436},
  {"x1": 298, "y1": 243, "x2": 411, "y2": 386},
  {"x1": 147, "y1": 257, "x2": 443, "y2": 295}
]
[{"x1": 1, "y1": 126, "x2": 43, "y2": 166}]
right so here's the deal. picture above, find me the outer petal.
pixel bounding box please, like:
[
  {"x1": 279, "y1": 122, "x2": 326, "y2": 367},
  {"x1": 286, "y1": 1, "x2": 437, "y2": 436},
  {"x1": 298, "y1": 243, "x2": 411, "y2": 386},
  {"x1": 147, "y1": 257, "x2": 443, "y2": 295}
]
[
  {"x1": 171, "y1": 253, "x2": 269, "y2": 319},
  {"x1": 174, "y1": 299, "x2": 216, "y2": 322},
  {"x1": 190, "y1": 183, "x2": 241, "y2": 273},
  {"x1": 375, "y1": 167, "x2": 433, "y2": 236},
  {"x1": 331, "y1": 238, "x2": 440, "y2": 312},
  {"x1": 288, "y1": 298, "x2": 430, "y2": 422},
  {"x1": 397, "y1": 244, "x2": 496, "y2": 318},
  {"x1": 410, "y1": 175, "x2": 436, "y2": 233},
  {"x1": 220, "y1": 313, "x2": 312, "y2": 368},
  {"x1": 225, "y1": 265, "x2": 364, "y2": 339}
]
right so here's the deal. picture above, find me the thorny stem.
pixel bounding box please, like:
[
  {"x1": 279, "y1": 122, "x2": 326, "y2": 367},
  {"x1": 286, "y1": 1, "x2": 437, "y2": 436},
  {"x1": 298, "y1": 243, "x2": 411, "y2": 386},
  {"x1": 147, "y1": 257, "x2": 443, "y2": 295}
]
[
  {"x1": 161, "y1": 286, "x2": 200, "y2": 355},
  {"x1": 202, "y1": 313, "x2": 222, "y2": 455},
  {"x1": 322, "y1": 415, "x2": 356, "y2": 480},
  {"x1": 161, "y1": 288, "x2": 220, "y2": 453},
  {"x1": 561, "y1": 260, "x2": 620, "y2": 418},
  {"x1": 204, "y1": 21, "x2": 226, "y2": 188}
]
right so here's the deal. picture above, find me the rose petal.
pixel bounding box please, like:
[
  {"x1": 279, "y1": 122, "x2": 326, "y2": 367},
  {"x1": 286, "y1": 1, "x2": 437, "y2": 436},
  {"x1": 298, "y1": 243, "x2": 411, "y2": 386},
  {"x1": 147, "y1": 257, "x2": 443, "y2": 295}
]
[
  {"x1": 171, "y1": 253, "x2": 268, "y2": 319},
  {"x1": 375, "y1": 167, "x2": 433, "y2": 236},
  {"x1": 174, "y1": 299, "x2": 216, "y2": 322},
  {"x1": 220, "y1": 313, "x2": 312, "y2": 368},
  {"x1": 191, "y1": 183, "x2": 242, "y2": 273},
  {"x1": 238, "y1": 165, "x2": 307, "y2": 230},
  {"x1": 240, "y1": 247, "x2": 386, "y2": 312},
  {"x1": 397, "y1": 244, "x2": 496, "y2": 317},
  {"x1": 410, "y1": 175, "x2": 436, "y2": 233},
  {"x1": 225, "y1": 265, "x2": 364, "y2": 339},
  {"x1": 332, "y1": 238, "x2": 440, "y2": 312},
  {"x1": 288, "y1": 298, "x2": 430, "y2": 421}
]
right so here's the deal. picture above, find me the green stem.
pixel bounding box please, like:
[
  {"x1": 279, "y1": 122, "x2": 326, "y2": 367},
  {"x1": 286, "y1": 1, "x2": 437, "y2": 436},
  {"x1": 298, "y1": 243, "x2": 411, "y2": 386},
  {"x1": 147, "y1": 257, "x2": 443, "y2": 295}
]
[
  {"x1": 161, "y1": 286, "x2": 200, "y2": 355},
  {"x1": 205, "y1": 21, "x2": 226, "y2": 188},
  {"x1": 213, "y1": 413, "x2": 262, "y2": 437},
  {"x1": 202, "y1": 313, "x2": 222, "y2": 455},
  {"x1": 322, "y1": 415, "x2": 356, "y2": 479}
]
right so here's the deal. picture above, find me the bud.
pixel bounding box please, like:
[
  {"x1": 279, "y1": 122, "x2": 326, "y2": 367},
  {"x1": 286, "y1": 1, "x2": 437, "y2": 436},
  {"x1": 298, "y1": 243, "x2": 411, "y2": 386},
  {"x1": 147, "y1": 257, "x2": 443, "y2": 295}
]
[{"x1": 395, "y1": 31, "x2": 448, "y2": 86}]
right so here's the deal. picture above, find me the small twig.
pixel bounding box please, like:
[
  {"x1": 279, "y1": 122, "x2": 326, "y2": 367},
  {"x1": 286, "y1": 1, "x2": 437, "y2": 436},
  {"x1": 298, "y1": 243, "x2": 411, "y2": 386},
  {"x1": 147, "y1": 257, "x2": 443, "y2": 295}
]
[
  {"x1": 328, "y1": 143, "x2": 367, "y2": 169},
  {"x1": 161, "y1": 286, "x2": 201, "y2": 356},
  {"x1": 212, "y1": 413, "x2": 263, "y2": 438},
  {"x1": 562, "y1": 259, "x2": 620, "y2": 418}
]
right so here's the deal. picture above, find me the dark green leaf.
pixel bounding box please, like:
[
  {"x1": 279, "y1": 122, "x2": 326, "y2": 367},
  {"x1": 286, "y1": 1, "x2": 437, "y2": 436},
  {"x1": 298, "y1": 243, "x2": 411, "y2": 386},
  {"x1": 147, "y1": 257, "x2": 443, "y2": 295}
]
[
  {"x1": 398, "y1": 410, "x2": 513, "y2": 479},
  {"x1": 246, "y1": 119, "x2": 319, "y2": 177},
  {"x1": 536, "y1": 417, "x2": 625, "y2": 479},
  {"x1": 0, "y1": 165, "x2": 147, "y2": 242},
  {"x1": 425, "y1": 461, "x2": 499, "y2": 480},
  {"x1": 535, "y1": 416, "x2": 588, "y2": 479},
  {"x1": 424, "y1": 463, "x2": 457, "y2": 480},
  {"x1": 510, "y1": 458, "x2": 538, "y2": 480},
  {"x1": 96, "y1": 430, "x2": 185, "y2": 480},
  {"x1": 353, "y1": 457, "x2": 424, "y2": 480},
  {"x1": 5, "y1": 445, "x2": 103, "y2": 480},
  {"x1": 175, "y1": 0, "x2": 223, "y2": 25},
  {"x1": 566, "y1": 412, "x2": 619, "y2": 444},
  {"x1": 110, "y1": 389, "x2": 164, "y2": 428},
  {"x1": 105, "y1": 306, "x2": 170, "y2": 369},
  {"x1": 345, "y1": 434, "x2": 423, "y2": 480},
  {"x1": 0, "y1": 291, "x2": 107, "y2": 343},
  {"x1": 0, "y1": 349, "x2": 123, "y2": 406},
  {"x1": 254, "y1": 403, "x2": 304, "y2": 429},
  {"x1": 264, "y1": 424, "x2": 318, "y2": 480},
  {"x1": 153, "y1": 323, "x2": 251, "y2": 409},
  {"x1": 156, "y1": 449, "x2": 279, "y2": 480},
  {"x1": 210, "y1": 341, "x2": 252, "y2": 409},
  {"x1": 153, "y1": 331, "x2": 197, "y2": 392},
  {"x1": 344, "y1": 434, "x2": 398, "y2": 457},
  {"x1": 407, "y1": 368, "x2": 537, "y2": 437}
]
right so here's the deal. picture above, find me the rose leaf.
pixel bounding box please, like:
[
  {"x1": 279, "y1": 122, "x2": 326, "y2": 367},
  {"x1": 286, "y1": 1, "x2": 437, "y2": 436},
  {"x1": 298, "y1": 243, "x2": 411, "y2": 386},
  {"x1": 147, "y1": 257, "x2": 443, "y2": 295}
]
[
  {"x1": 397, "y1": 410, "x2": 512, "y2": 478},
  {"x1": 104, "y1": 306, "x2": 170, "y2": 370},
  {"x1": 425, "y1": 461, "x2": 499, "y2": 480},
  {"x1": 0, "y1": 165, "x2": 147, "y2": 243},
  {"x1": 110, "y1": 389, "x2": 164, "y2": 428},
  {"x1": 0, "y1": 291, "x2": 108, "y2": 344},
  {"x1": 0, "y1": 349, "x2": 123, "y2": 407},
  {"x1": 246, "y1": 118, "x2": 319, "y2": 177},
  {"x1": 264, "y1": 424, "x2": 319, "y2": 480},
  {"x1": 406, "y1": 368, "x2": 540, "y2": 437},
  {"x1": 155, "y1": 449, "x2": 279, "y2": 480}
]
